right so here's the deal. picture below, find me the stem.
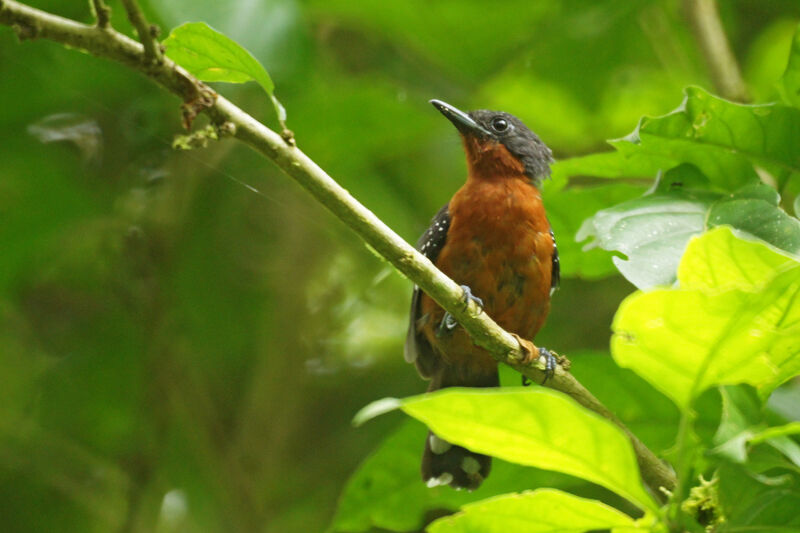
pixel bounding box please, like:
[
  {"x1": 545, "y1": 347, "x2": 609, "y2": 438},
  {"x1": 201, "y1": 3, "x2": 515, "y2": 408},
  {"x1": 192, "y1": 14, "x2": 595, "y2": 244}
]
[
  {"x1": 683, "y1": 0, "x2": 749, "y2": 102},
  {"x1": 0, "y1": 0, "x2": 677, "y2": 498},
  {"x1": 668, "y1": 408, "x2": 697, "y2": 528},
  {"x1": 119, "y1": 0, "x2": 161, "y2": 64},
  {"x1": 89, "y1": 0, "x2": 110, "y2": 29}
]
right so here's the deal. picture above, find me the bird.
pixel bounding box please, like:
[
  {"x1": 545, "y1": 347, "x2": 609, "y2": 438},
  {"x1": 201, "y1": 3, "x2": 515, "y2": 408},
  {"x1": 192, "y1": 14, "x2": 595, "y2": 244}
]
[{"x1": 404, "y1": 99, "x2": 559, "y2": 490}]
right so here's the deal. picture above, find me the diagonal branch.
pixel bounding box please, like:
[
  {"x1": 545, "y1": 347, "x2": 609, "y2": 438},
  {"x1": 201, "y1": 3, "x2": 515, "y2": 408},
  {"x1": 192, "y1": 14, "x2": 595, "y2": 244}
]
[{"x1": 0, "y1": 0, "x2": 676, "y2": 497}]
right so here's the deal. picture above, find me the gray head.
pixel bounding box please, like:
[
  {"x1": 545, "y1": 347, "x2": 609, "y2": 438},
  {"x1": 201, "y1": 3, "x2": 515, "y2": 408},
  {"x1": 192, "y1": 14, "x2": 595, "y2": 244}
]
[{"x1": 430, "y1": 99, "x2": 553, "y2": 185}]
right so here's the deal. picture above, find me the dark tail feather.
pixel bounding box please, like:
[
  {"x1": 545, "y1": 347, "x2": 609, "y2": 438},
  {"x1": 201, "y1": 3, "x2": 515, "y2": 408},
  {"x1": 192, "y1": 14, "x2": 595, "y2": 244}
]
[
  {"x1": 421, "y1": 365, "x2": 498, "y2": 490},
  {"x1": 422, "y1": 432, "x2": 491, "y2": 490}
]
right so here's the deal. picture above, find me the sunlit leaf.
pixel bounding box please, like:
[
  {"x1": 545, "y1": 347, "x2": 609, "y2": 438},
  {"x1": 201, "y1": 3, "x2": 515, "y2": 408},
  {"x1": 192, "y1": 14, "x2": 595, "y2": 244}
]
[
  {"x1": 678, "y1": 226, "x2": 798, "y2": 291},
  {"x1": 356, "y1": 389, "x2": 658, "y2": 512},
  {"x1": 612, "y1": 230, "x2": 800, "y2": 409},
  {"x1": 426, "y1": 489, "x2": 638, "y2": 533}
]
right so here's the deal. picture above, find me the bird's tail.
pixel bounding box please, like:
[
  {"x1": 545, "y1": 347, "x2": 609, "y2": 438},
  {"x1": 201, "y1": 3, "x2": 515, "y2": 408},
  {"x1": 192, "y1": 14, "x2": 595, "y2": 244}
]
[{"x1": 421, "y1": 365, "x2": 498, "y2": 490}]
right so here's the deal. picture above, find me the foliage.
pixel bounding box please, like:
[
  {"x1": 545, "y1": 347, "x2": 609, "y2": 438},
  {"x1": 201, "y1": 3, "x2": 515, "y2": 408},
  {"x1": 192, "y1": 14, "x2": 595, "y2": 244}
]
[
  {"x1": 163, "y1": 22, "x2": 287, "y2": 124},
  {"x1": 334, "y1": 15, "x2": 800, "y2": 533},
  {"x1": 2, "y1": 1, "x2": 800, "y2": 533}
]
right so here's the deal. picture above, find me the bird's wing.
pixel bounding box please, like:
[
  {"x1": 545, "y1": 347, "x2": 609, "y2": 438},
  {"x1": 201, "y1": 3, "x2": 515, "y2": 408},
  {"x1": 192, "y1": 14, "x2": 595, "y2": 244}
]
[
  {"x1": 404, "y1": 203, "x2": 450, "y2": 378},
  {"x1": 550, "y1": 228, "x2": 560, "y2": 294}
]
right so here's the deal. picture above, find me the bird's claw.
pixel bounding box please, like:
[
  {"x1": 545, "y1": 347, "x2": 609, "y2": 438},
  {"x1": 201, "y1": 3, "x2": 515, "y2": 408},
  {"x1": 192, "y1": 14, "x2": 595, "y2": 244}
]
[
  {"x1": 437, "y1": 285, "x2": 483, "y2": 337},
  {"x1": 540, "y1": 347, "x2": 557, "y2": 385},
  {"x1": 521, "y1": 346, "x2": 557, "y2": 386},
  {"x1": 459, "y1": 284, "x2": 484, "y2": 311}
]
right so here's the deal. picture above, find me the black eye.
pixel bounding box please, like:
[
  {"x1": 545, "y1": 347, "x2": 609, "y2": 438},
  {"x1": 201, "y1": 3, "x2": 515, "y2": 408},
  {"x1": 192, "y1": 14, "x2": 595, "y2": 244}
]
[{"x1": 491, "y1": 118, "x2": 508, "y2": 132}]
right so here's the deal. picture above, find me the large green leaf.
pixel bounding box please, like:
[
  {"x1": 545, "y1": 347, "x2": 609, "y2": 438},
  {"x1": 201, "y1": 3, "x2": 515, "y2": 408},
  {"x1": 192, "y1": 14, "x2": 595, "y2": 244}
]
[
  {"x1": 579, "y1": 174, "x2": 800, "y2": 288},
  {"x1": 612, "y1": 230, "x2": 800, "y2": 410},
  {"x1": 780, "y1": 23, "x2": 800, "y2": 108},
  {"x1": 356, "y1": 389, "x2": 658, "y2": 513},
  {"x1": 329, "y1": 420, "x2": 577, "y2": 533},
  {"x1": 678, "y1": 226, "x2": 798, "y2": 291},
  {"x1": 622, "y1": 87, "x2": 800, "y2": 188},
  {"x1": 553, "y1": 87, "x2": 800, "y2": 192},
  {"x1": 578, "y1": 187, "x2": 715, "y2": 289},
  {"x1": 549, "y1": 145, "x2": 675, "y2": 193},
  {"x1": 426, "y1": 489, "x2": 639, "y2": 533}
]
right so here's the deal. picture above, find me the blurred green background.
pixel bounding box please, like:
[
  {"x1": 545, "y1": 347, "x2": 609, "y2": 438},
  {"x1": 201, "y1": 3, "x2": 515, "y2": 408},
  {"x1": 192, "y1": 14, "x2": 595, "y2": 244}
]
[{"x1": 1, "y1": 1, "x2": 799, "y2": 531}]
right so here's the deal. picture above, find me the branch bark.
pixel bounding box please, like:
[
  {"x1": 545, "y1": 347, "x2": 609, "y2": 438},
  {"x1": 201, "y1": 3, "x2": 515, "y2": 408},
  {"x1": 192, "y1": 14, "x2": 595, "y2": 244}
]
[{"x1": 0, "y1": 0, "x2": 676, "y2": 497}]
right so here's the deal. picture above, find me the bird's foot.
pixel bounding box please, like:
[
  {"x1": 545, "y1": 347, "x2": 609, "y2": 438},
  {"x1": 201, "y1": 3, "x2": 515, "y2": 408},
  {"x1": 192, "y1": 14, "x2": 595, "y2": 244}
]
[
  {"x1": 539, "y1": 347, "x2": 557, "y2": 385},
  {"x1": 437, "y1": 285, "x2": 483, "y2": 337},
  {"x1": 521, "y1": 346, "x2": 557, "y2": 386}
]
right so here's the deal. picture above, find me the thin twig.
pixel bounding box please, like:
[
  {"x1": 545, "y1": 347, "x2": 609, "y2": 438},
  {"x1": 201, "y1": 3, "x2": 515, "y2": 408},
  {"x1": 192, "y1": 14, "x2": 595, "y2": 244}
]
[
  {"x1": 0, "y1": 0, "x2": 677, "y2": 498},
  {"x1": 119, "y1": 0, "x2": 161, "y2": 65},
  {"x1": 89, "y1": 0, "x2": 110, "y2": 29},
  {"x1": 683, "y1": 0, "x2": 749, "y2": 102}
]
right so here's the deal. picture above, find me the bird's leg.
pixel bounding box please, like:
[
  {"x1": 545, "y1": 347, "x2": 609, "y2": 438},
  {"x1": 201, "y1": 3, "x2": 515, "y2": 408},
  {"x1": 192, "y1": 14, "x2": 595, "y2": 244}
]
[{"x1": 437, "y1": 285, "x2": 483, "y2": 337}]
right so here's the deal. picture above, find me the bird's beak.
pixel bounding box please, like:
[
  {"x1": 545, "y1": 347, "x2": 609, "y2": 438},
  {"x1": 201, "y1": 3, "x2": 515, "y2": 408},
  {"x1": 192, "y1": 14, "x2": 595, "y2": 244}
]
[{"x1": 430, "y1": 99, "x2": 492, "y2": 138}]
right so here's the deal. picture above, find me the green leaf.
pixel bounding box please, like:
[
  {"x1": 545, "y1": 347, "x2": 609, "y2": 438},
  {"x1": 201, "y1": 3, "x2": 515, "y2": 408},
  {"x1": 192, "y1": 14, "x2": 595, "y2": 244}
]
[
  {"x1": 712, "y1": 385, "x2": 800, "y2": 467},
  {"x1": 577, "y1": 187, "x2": 716, "y2": 289},
  {"x1": 426, "y1": 489, "x2": 638, "y2": 533},
  {"x1": 712, "y1": 385, "x2": 765, "y2": 463},
  {"x1": 779, "y1": 23, "x2": 800, "y2": 108},
  {"x1": 162, "y1": 22, "x2": 286, "y2": 122},
  {"x1": 625, "y1": 87, "x2": 800, "y2": 188},
  {"x1": 163, "y1": 22, "x2": 274, "y2": 93},
  {"x1": 579, "y1": 171, "x2": 800, "y2": 288},
  {"x1": 749, "y1": 421, "x2": 800, "y2": 445},
  {"x1": 357, "y1": 388, "x2": 658, "y2": 512},
  {"x1": 794, "y1": 193, "x2": 800, "y2": 218},
  {"x1": 678, "y1": 226, "x2": 799, "y2": 292},
  {"x1": 330, "y1": 420, "x2": 581, "y2": 533},
  {"x1": 555, "y1": 87, "x2": 800, "y2": 193},
  {"x1": 715, "y1": 386, "x2": 763, "y2": 443},
  {"x1": 611, "y1": 230, "x2": 800, "y2": 409},
  {"x1": 549, "y1": 150, "x2": 665, "y2": 191},
  {"x1": 718, "y1": 462, "x2": 800, "y2": 530},
  {"x1": 708, "y1": 196, "x2": 800, "y2": 257},
  {"x1": 567, "y1": 351, "x2": 720, "y2": 454}
]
